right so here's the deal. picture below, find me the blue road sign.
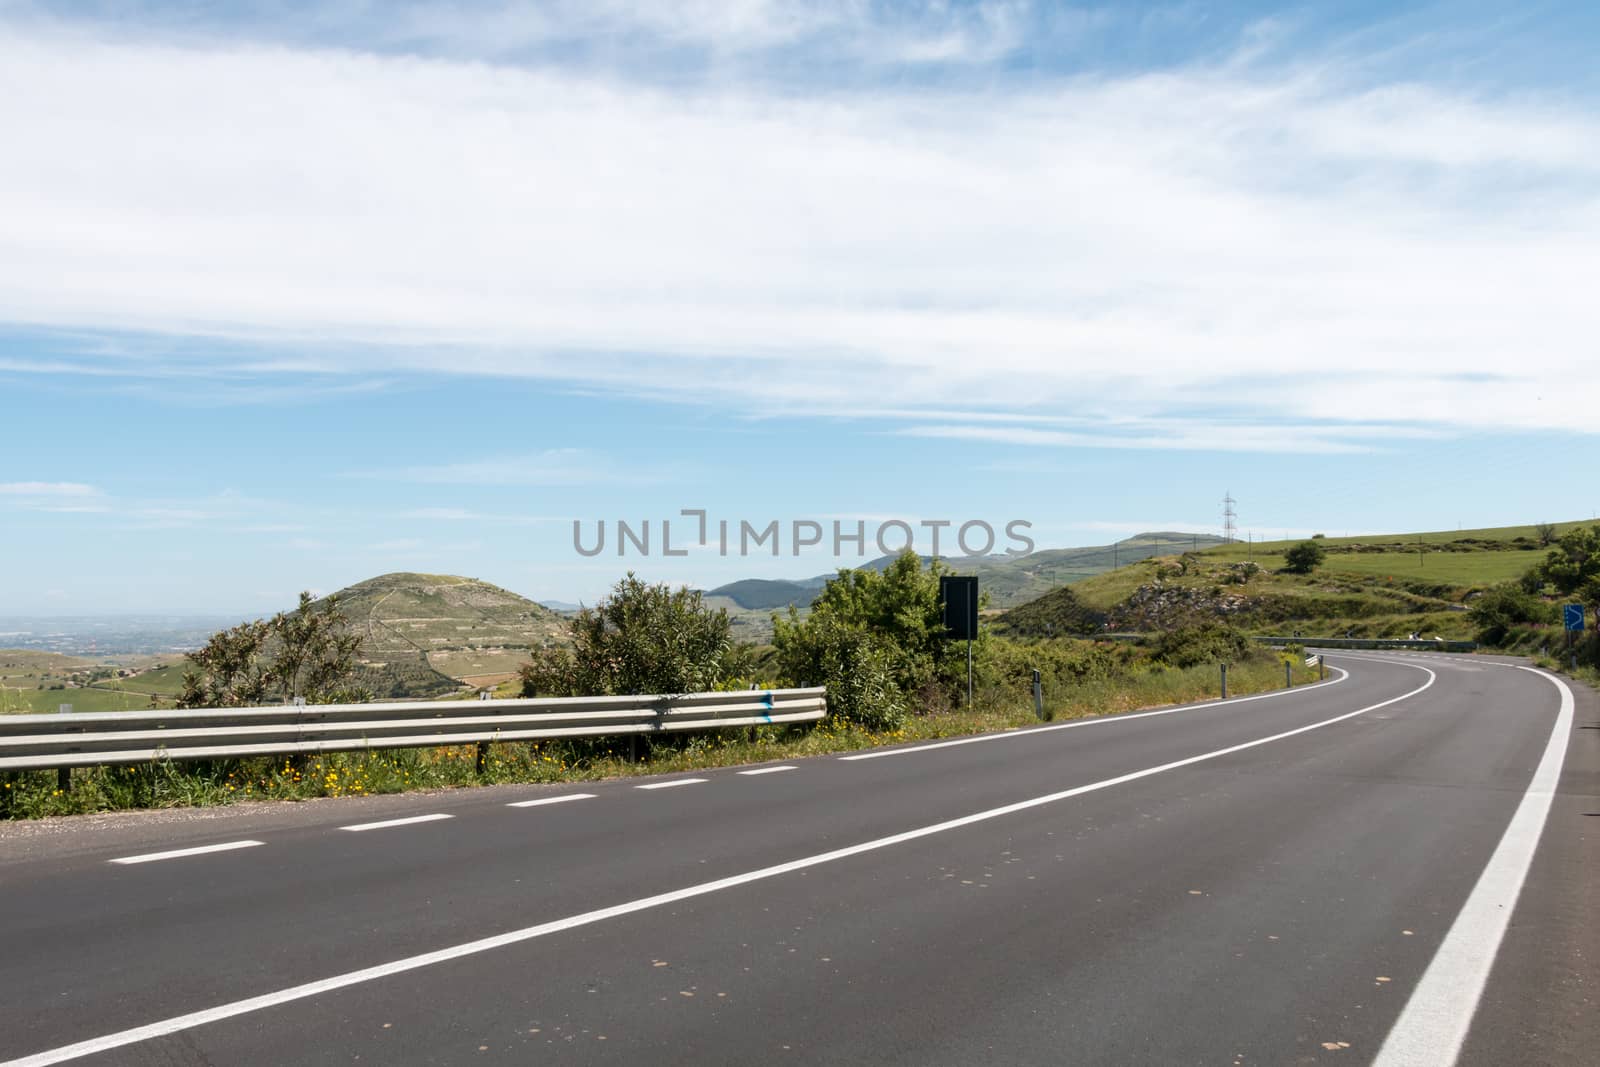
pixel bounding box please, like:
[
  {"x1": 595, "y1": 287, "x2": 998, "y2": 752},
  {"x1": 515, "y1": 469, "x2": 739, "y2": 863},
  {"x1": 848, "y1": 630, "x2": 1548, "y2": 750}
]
[{"x1": 1563, "y1": 604, "x2": 1585, "y2": 631}]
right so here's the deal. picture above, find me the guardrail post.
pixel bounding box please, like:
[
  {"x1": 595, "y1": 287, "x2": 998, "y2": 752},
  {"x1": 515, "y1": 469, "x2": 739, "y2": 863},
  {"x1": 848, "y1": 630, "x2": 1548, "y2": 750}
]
[
  {"x1": 1220, "y1": 663, "x2": 1228, "y2": 700},
  {"x1": 1285, "y1": 661, "x2": 1292, "y2": 689},
  {"x1": 56, "y1": 703, "x2": 74, "y2": 792},
  {"x1": 1031, "y1": 669, "x2": 1044, "y2": 720},
  {"x1": 1319, "y1": 655, "x2": 1326, "y2": 680},
  {"x1": 475, "y1": 742, "x2": 489, "y2": 775}
]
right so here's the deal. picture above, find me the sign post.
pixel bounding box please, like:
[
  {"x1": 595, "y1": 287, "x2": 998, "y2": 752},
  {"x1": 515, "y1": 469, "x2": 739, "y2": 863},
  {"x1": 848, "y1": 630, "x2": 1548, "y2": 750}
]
[{"x1": 940, "y1": 575, "x2": 979, "y2": 706}]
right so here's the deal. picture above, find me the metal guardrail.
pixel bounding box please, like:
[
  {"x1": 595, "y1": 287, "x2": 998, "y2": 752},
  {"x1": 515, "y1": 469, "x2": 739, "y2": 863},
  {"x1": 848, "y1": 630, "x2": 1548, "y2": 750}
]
[{"x1": 0, "y1": 689, "x2": 828, "y2": 772}]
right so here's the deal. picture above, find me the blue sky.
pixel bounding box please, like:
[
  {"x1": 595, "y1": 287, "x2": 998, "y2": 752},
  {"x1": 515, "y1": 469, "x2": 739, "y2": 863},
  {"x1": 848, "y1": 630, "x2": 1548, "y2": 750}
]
[{"x1": 3, "y1": 1, "x2": 1598, "y2": 615}]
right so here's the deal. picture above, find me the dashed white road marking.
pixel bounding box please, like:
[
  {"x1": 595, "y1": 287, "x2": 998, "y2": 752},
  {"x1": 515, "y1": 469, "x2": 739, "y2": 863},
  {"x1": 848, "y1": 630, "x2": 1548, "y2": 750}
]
[
  {"x1": 634, "y1": 778, "x2": 708, "y2": 790},
  {"x1": 339, "y1": 814, "x2": 453, "y2": 833},
  {"x1": 14, "y1": 661, "x2": 1435, "y2": 1067},
  {"x1": 506, "y1": 794, "x2": 596, "y2": 808},
  {"x1": 737, "y1": 766, "x2": 797, "y2": 776},
  {"x1": 109, "y1": 841, "x2": 265, "y2": 865}
]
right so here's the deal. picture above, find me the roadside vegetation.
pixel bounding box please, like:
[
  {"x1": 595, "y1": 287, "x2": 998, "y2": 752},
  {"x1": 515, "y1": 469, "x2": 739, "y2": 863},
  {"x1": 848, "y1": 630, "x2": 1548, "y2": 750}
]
[
  {"x1": 1466, "y1": 524, "x2": 1600, "y2": 668},
  {"x1": 35, "y1": 514, "x2": 1593, "y2": 820},
  {"x1": 3, "y1": 557, "x2": 1314, "y2": 820}
]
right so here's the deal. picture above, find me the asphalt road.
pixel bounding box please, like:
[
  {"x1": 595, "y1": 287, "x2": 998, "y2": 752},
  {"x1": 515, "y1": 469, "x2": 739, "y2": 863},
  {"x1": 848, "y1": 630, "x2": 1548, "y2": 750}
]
[{"x1": 0, "y1": 652, "x2": 1594, "y2": 1066}]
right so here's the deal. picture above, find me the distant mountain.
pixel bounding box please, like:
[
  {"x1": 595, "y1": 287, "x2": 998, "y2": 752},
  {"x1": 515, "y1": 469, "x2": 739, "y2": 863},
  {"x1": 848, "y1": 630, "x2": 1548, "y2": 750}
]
[
  {"x1": 315, "y1": 573, "x2": 567, "y2": 696},
  {"x1": 538, "y1": 600, "x2": 583, "y2": 613},
  {"x1": 704, "y1": 578, "x2": 826, "y2": 612},
  {"x1": 704, "y1": 533, "x2": 1224, "y2": 615}
]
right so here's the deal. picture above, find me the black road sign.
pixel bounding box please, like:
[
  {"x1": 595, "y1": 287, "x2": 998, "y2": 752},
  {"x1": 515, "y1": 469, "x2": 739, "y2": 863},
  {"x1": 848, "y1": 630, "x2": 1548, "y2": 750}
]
[{"x1": 940, "y1": 575, "x2": 979, "y2": 640}]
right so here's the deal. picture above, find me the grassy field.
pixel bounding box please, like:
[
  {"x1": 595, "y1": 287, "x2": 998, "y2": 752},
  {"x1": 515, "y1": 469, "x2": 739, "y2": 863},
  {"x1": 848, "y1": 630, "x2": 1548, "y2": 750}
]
[
  {"x1": 1321, "y1": 551, "x2": 1540, "y2": 585},
  {"x1": 1204, "y1": 530, "x2": 1554, "y2": 588},
  {"x1": 0, "y1": 686, "x2": 165, "y2": 714},
  {"x1": 1, "y1": 651, "x2": 187, "y2": 713},
  {"x1": 102, "y1": 663, "x2": 186, "y2": 697}
]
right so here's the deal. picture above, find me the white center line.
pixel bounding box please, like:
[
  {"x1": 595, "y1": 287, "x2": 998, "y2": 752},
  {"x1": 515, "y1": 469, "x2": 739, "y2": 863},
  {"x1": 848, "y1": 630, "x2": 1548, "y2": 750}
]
[
  {"x1": 737, "y1": 766, "x2": 797, "y2": 776},
  {"x1": 339, "y1": 814, "x2": 453, "y2": 833},
  {"x1": 634, "y1": 778, "x2": 708, "y2": 790},
  {"x1": 506, "y1": 793, "x2": 596, "y2": 808},
  {"x1": 109, "y1": 841, "x2": 264, "y2": 866},
  {"x1": 11, "y1": 663, "x2": 1434, "y2": 1067}
]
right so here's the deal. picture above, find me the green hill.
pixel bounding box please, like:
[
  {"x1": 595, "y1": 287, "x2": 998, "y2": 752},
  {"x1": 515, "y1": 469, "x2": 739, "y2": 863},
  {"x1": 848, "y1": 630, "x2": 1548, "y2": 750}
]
[
  {"x1": 1002, "y1": 520, "x2": 1587, "y2": 640},
  {"x1": 316, "y1": 573, "x2": 568, "y2": 695}
]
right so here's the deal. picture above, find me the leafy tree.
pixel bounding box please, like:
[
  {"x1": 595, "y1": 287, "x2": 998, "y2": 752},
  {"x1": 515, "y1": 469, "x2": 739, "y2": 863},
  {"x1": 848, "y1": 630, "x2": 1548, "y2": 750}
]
[
  {"x1": 773, "y1": 552, "x2": 977, "y2": 724},
  {"x1": 1537, "y1": 525, "x2": 1600, "y2": 607},
  {"x1": 519, "y1": 574, "x2": 737, "y2": 697},
  {"x1": 1535, "y1": 522, "x2": 1558, "y2": 546},
  {"x1": 1468, "y1": 585, "x2": 1555, "y2": 645},
  {"x1": 772, "y1": 613, "x2": 906, "y2": 731},
  {"x1": 1282, "y1": 540, "x2": 1327, "y2": 575},
  {"x1": 179, "y1": 593, "x2": 366, "y2": 708}
]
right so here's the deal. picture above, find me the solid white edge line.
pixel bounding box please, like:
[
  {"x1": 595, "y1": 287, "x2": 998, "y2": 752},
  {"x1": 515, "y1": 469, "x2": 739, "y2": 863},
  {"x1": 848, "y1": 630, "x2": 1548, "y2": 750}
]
[
  {"x1": 338, "y1": 813, "x2": 454, "y2": 833},
  {"x1": 6, "y1": 661, "x2": 1433, "y2": 1067},
  {"x1": 505, "y1": 794, "x2": 596, "y2": 808},
  {"x1": 1372, "y1": 664, "x2": 1575, "y2": 1067},
  {"x1": 108, "y1": 841, "x2": 265, "y2": 865},
  {"x1": 840, "y1": 666, "x2": 1351, "y2": 760},
  {"x1": 633, "y1": 778, "x2": 708, "y2": 790},
  {"x1": 737, "y1": 766, "x2": 797, "y2": 776}
]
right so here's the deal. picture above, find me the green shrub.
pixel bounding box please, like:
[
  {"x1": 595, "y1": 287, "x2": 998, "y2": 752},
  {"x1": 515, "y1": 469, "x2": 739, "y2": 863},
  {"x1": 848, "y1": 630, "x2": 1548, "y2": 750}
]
[
  {"x1": 1151, "y1": 622, "x2": 1254, "y2": 669},
  {"x1": 520, "y1": 573, "x2": 737, "y2": 696},
  {"x1": 1468, "y1": 584, "x2": 1556, "y2": 645},
  {"x1": 1283, "y1": 541, "x2": 1327, "y2": 575},
  {"x1": 772, "y1": 613, "x2": 907, "y2": 730},
  {"x1": 773, "y1": 552, "x2": 976, "y2": 717}
]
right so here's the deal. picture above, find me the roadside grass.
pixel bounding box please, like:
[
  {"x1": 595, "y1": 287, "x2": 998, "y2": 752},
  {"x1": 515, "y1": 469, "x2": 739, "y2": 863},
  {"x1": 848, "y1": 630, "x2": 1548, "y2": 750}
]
[{"x1": 0, "y1": 654, "x2": 1316, "y2": 820}]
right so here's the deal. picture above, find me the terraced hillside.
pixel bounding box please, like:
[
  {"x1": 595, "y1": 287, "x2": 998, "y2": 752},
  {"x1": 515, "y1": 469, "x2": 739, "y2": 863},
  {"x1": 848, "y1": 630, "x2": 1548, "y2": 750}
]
[{"x1": 316, "y1": 573, "x2": 567, "y2": 693}]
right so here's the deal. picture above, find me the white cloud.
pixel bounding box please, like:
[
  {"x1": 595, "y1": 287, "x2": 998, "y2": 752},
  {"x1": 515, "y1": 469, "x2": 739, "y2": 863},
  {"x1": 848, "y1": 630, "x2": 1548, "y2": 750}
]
[
  {"x1": 0, "y1": 481, "x2": 100, "y2": 496},
  {"x1": 899, "y1": 422, "x2": 1406, "y2": 455},
  {"x1": 0, "y1": 19, "x2": 1596, "y2": 445}
]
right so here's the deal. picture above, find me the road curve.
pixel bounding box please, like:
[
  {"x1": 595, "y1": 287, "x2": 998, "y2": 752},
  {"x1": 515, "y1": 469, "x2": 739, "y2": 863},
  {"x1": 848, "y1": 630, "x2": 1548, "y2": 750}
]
[{"x1": 0, "y1": 652, "x2": 1593, "y2": 1066}]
